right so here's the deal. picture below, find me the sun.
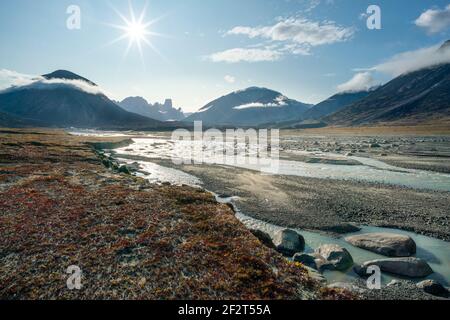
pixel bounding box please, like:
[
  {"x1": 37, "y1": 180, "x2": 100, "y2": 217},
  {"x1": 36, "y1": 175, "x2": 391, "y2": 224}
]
[
  {"x1": 125, "y1": 21, "x2": 147, "y2": 42},
  {"x1": 107, "y1": 1, "x2": 167, "y2": 64}
]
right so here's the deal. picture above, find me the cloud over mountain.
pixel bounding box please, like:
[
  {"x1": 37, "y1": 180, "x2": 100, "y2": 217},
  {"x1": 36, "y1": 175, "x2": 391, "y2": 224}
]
[
  {"x1": 337, "y1": 72, "x2": 379, "y2": 93},
  {"x1": 344, "y1": 41, "x2": 450, "y2": 92},
  {"x1": 0, "y1": 69, "x2": 105, "y2": 95},
  {"x1": 373, "y1": 43, "x2": 450, "y2": 77}
]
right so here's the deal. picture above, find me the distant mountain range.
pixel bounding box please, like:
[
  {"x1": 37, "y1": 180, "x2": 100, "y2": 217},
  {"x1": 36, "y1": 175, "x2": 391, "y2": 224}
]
[
  {"x1": 117, "y1": 97, "x2": 186, "y2": 122},
  {"x1": 1, "y1": 40, "x2": 449, "y2": 130},
  {"x1": 326, "y1": 43, "x2": 450, "y2": 126},
  {"x1": 0, "y1": 70, "x2": 166, "y2": 129},
  {"x1": 185, "y1": 87, "x2": 312, "y2": 126}
]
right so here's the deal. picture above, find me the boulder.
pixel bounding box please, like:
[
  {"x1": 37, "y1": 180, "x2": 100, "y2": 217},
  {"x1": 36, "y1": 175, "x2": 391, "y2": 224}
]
[
  {"x1": 293, "y1": 253, "x2": 317, "y2": 269},
  {"x1": 416, "y1": 280, "x2": 449, "y2": 298},
  {"x1": 354, "y1": 257, "x2": 433, "y2": 278},
  {"x1": 118, "y1": 165, "x2": 131, "y2": 175},
  {"x1": 250, "y1": 229, "x2": 276, "y2": 249},
  {"x1": 345, "y1": 233, "x2": 416, "y2": 257},
  {"x1": 315, "y1": 244, "x2": 353, "y2": 271},
  {"x1": 273, "y1": 229, "x2": 305, "y2": 256}
]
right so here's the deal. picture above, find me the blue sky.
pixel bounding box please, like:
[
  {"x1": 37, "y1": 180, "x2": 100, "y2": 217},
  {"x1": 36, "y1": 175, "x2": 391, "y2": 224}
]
[{"x1": 1, "y1": 0, "x2": 450, "y2": 112}]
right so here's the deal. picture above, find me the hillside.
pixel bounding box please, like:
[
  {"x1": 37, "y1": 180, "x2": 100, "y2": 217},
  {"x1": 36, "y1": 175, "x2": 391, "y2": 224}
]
[{"x1": 303, "y1": 90, "x2": 372, "y2": 120}]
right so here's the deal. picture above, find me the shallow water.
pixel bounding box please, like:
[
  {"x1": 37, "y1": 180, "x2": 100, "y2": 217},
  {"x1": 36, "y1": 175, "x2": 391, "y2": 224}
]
[
  {"x1": 113, "y1": 137, "x2": 450, "y2": 192},
  {"x1": 234, "y1": 210, "x2": 450, "y2": 286},
  {"x1": 118, "y1": 158, "x2": 202, "y2": 186}
]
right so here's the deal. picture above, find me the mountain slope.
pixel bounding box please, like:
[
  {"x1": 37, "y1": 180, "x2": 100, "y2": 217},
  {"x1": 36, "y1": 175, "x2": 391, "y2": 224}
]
[
  {"x1": 0, "y1": 111, "x2": 48, "y2": 128},
  {"x1": 118, "y1": 97, "x2": 185, "y2": 121},
  {"x1": 186, "y1": 87, "x2": 311, "y2": 126},
  {"x1": 325, "y1": 63, "x2": 450, "y2": 126},
  {"x1": 326, "y1": 42, "x2": 450, "y2": 126},
  {"x1": 303, "y1": 90, "x2": 372, "y2": 120},
  {"x1": 0, "y1": 70, "x2": 165, "y2": 129}
]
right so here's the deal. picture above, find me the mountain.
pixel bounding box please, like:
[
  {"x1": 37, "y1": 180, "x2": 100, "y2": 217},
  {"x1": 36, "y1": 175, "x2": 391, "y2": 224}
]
[
  {"x1": 326, "y1": 42, "x2": 450, "y2": 126},
  {"x1": 302, "y1": 90, "x2": 373, "y2": 120},
  {"x1": 185, "y1": 87, "x2": 312, "y2": 126},
  {"x1": 43, "y1": 70, "x2": 97, "y2": 86},
  {"x1": 118, "y1": 97, "x2": 186, "y2": 121},
  {"x1": 0, "y1": 70, "x2": 165, "y2": 129},
  {"x1": 0, "y1": 111, "x2": 48, "y2": 128}
]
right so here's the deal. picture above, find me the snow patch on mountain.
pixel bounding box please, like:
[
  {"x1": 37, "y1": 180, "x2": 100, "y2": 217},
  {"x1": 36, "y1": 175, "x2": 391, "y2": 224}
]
[{"x1": 233, "y1": 95, "x2": 288, "y2": 110}]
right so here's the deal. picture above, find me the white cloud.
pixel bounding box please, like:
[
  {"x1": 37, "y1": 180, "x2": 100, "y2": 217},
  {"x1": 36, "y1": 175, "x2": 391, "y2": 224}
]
[
  {"x1": 207, "y1": 48, "x2": 282, "y2": 63},
  {"x1": 208, "y1": 17, "x2": 354, "y2": 63},
  {"x1": 0, "y1": 69, "x2": 37, "y2": 89},
  {"x1": 337, "y1": 72, "x2": 379, "y2": 93},
  {"x1": 340, "y1": 40, "x2": 450, "y2": 93},
  {"x1": 373, "y1": 43, "x2": 450, "y2": 77},
  {"x1": 224, "y1": 75, "x2": 236, "y2": 83},
  {"x1": 415, "y1": 4, "x2": 450, "y2": 34},
  {"x1": 0, "y1": 69, "x2": 105, "y2": 95},
  {"x1": 226, "y1": 17, "x2": 354, "y2": 48}
]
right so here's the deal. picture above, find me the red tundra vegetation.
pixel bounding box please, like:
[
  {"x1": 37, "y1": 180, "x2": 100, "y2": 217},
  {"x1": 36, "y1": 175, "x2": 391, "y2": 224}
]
[{"x1": 0, "y1": 129, "x2": 352, "y2": 300}]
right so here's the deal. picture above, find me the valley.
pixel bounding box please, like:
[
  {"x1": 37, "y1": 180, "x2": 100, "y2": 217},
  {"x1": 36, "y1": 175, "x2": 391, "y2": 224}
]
[{"x1": 69, "y1": 127, "x2": 450, "y2": 299}]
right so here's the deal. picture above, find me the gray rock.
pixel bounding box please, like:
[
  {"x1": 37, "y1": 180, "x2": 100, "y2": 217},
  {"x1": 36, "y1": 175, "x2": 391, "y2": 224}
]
[
  {"x1": 416, "y1": 280, "x2": 449, "y2": 298},
  {"x1": 250, "y1": 229, "x2": 276, "y2": 249},
  {"x1": 386, "y1": 280, "x2": 402, "y2": 287},
  {"x1": 118, "y1": 165, "x2": 131, "y2": 175},
  {"x1": 293, "y1": 253, "x2": 318, "y2": 269},
  {"x1": 315, "y1": 244, "x2": 353, "y2": 271},
  {"x1": 355, "y1": 257, "x2": 433, "y2": 278},
  {"x1": 327, "y1": 282, "x2": 366, "y2": 294},
  {"x1": 345, "y1": 233, "x2": 416, "y2": 257},
  {"x1": 273, "y1": 229, "x2": 305, "y2": 257}
]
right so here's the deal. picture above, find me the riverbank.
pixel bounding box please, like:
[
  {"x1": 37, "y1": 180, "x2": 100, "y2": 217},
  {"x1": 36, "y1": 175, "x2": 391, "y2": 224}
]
[
  {"x1": 132, "y1": 157, "x2": 450, "y2": 242},
  {"x1": 0, "y1": 129, "x2": 346, "y2": 300}
]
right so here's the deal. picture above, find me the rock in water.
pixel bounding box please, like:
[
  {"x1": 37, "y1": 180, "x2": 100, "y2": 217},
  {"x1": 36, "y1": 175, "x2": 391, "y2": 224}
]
[
  {"x1": 345, "y1": 233, "x2": 416, "y2": 257},
  {"x1": 355, "y1": 257, "x2": 433, "y2": 278},
  {"x1": 315, "y1": 244, "x2": 353, "y2": 271},
  {"x1": 273, "y1": 229, "x2": 305, "y2": 256},
  {"x1": 416, "y1": 280, "x2": 449, "y2": 298},
  {"x1": 250, "y1": 229, "x2": 276, "y2": 249},
  {"x1": 293, "y1": 253, "x2": 318, "y2": 269}
]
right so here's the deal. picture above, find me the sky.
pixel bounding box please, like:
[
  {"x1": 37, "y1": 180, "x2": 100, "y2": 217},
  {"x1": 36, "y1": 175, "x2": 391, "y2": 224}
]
[{"x1": 1, "y1": 0, "x2": 450, "y2": 112}]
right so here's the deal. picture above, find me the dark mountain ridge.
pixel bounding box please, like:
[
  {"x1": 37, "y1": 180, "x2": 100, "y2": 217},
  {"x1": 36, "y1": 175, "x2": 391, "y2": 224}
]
[
  {"x1": 186, "y1": 87, "x2": 311, "y2": 126},
  {"x1": 0, "y1": 70, "x2": 165, "y2": 129}
]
